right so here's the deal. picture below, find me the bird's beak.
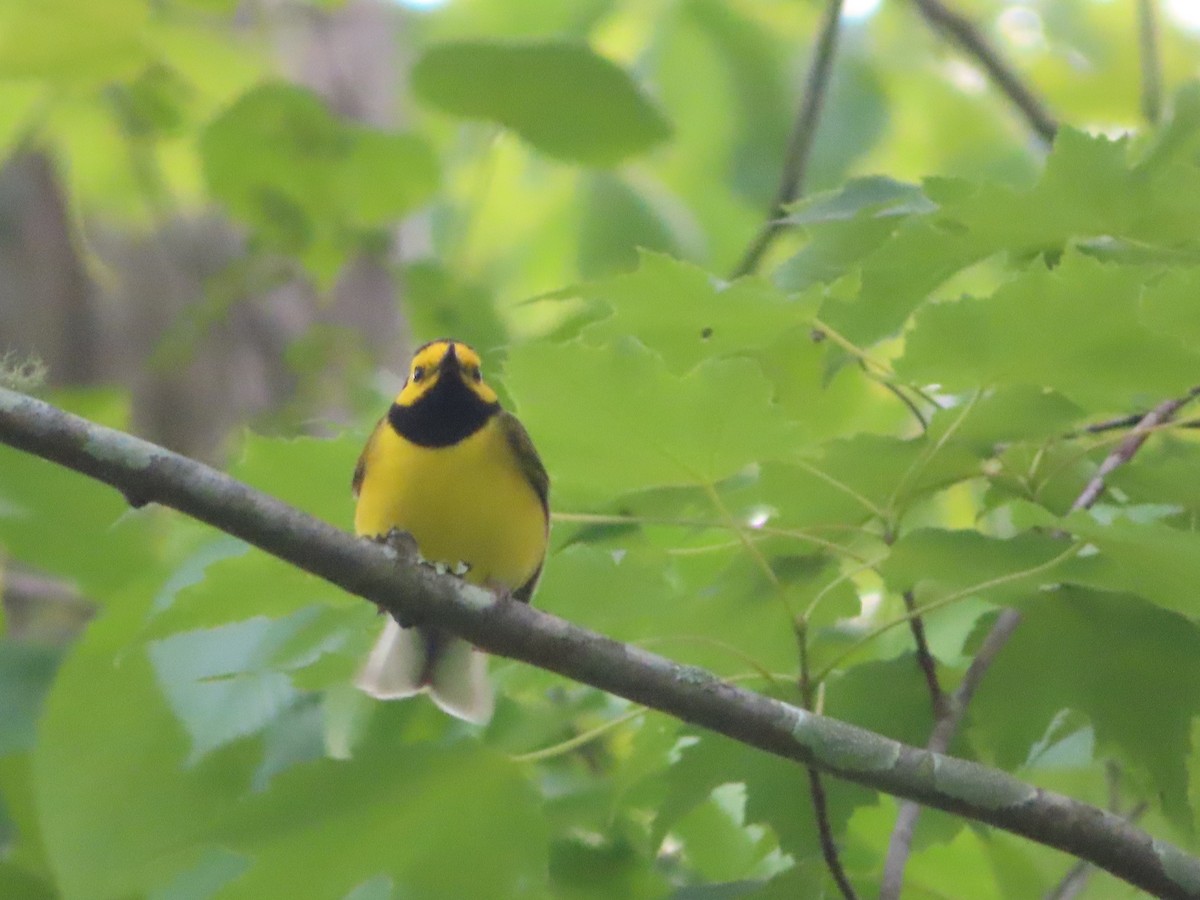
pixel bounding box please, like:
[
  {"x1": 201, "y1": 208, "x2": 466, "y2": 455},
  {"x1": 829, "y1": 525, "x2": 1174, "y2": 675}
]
[{"x1": 439, "y1": 343, "x2": 459, "y2": 374}]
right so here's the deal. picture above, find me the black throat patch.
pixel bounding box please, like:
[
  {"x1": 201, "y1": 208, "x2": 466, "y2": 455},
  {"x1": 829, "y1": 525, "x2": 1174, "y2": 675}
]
[{"x1": 388, "y1": 372, "x2": 500, "y2": 448}]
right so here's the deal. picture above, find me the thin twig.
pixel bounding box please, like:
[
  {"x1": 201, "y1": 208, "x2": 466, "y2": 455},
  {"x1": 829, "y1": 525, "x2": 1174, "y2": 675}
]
[
  {"x1": 807, "y1": 767, "x2": 860, "y2": 898},
  {"x1": 1068, "y1": 411, "x2": 1200, "y2": 436},
  {"x1": 1139, "y1": 0, "x2": 1163, "y2": 125},
  {"x1": 1070, "y1": 388, "x2": 1200, "y2": 513},
  {"x1": 731, "y1": 0, "x2": 844, "y2": 278},
  {"x1": 910, "y1": 0, "x2": 1058, "y2": 143},
  {"x1": 859, "y1": 360, "x2": 929, "y2": 434},
  {"x1": 902, "y1": 590, "x2": 947, "y2": 719},
  {"x1": 880, "y1": 387, "x2": 1200, "y2": 899},
  {"x1": 797, "y1": 621, "x2": 859, "y2": 900}
]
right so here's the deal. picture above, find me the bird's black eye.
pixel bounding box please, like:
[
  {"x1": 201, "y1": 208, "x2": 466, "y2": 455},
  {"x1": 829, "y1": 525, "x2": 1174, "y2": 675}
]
[
  {"x1": 471, "y1": 366, "x2": 482, "y2": 382},
  {"x1": 411, "y1": 366, "x2": 426, "y2": 383}
]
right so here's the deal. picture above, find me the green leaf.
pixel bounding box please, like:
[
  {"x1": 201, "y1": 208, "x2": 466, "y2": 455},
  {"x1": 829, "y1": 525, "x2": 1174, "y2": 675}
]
[
  {"x1": 201, "y1": 84, "x2": 437, "y2": 277},
  {"x1": 1138, "y1": 265, "x2": 1200, "y2": 352},
  {"x1": 1108, "y1": 437, "x2": 1200, "y2": 518},
  {"x1": 823, "y1": 656, "x2": 939, "y2": 749},
  {"x1": 950, "y1": 386, "x2": 1084, "y2": 453},
  {"x1": 143, "y1": 545, "x2": 356, "y2": 639},
  {"x1": 0, "y1": 640, "x2": 61, "y2": 757},
  {"x1": 147, "y1": 615, "x2": 309, "y2": 765},
  {"x1": 215, "y1": 740, "x2": 549, "y2": 899},
  {"x1": 578, "y1": 175, "x2": 688, "y2": 278},
  {"x1": 816, "y1": 124, "x2": 1200, "y2": 345},
  {"x1": 549, "y1": 834, "x2": 669, "y2": 899},
  {"x1": 412, "y1": 40, "x2": 671, "y2": 166},
  {"x1": 402, "y1": 262, "x2": 509, "y2": 358},
  {"x1": 971, "y1": 586, "x2": 1200, "y2": 829},
  {"x1": 504, "y1": 340, "x2": 799, "y2": 505},
  {"x1": 656, "y1": 729, "x2": 873, "y2": 868},
  {"x1": 897, "y1": 253, "x2": 1200, "y2": 409},
  {"x1": 785, "y1": 176, "x2": 935, "y2": 226},
  {"x1": 229, "y1": 432, "x2": 364, "y2": 525},
  {"x1": 580, "y1": 253, "x2": 816, "y2": 374},
  {"x1": 0, "y1": 437, "x2": 158, "y2": 596},
  {"x1": 1053, "y1": 511, "x2": 1200, "y2": 619},
  {"x1": 0, "y1": 0, "x2": 149, "y2": 84},
  {"x1": 728, "y1": 431, "x2": 980, "y2": 530},
  {"x1": 34, "y1": 598, "x2": 257, "y2": 899},
  {"x1": 881, "y1": 529, "x2": 1078, "y2": 607},
  {"x1": 147, "y1": 848, "x2": 250, "y2": 900}
]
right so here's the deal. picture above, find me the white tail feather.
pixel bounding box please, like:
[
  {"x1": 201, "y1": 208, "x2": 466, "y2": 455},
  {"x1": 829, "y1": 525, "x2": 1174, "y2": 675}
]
[
  {"x1": 355, "y1": 620, "x2": 495, "y2": 725},
  {"x1": 355, "y1": 618, "x2": 425, "y2": 699}
]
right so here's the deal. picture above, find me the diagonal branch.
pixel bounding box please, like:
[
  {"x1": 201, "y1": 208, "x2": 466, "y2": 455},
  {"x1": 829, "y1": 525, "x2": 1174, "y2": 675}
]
[
  {"x1": 731, "y1": 0, "x2": 844, "y2": 278},
  {"x1": 1068, "y1": 388, "x2": 1200, "y2": 513},
  {"x1": 2, "y1": 385, "x2": 1200, "y2": 899},
  {"x1": 910, "y1": 0, "x2": 1058, "y2": 143},
  {"x1": 880, "y1": 386, "x2": 1200, "y2": 898}
]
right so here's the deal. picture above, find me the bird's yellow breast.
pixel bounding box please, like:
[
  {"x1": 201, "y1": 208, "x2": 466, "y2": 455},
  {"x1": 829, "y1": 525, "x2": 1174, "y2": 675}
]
[{"x1": 354, "y1": 416, "x2": 547, "y2": 591}]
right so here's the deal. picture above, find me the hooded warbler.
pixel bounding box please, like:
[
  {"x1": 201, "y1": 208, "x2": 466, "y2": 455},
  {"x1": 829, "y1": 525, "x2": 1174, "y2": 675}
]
[{"x1": 353, "y1": 339, "x2": 549, "y2": 724}]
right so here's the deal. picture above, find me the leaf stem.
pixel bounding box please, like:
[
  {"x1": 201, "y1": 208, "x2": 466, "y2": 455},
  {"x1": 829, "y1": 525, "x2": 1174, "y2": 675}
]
[{"x1": 509, "y1": 708, "x2": 646, "y2": 763}]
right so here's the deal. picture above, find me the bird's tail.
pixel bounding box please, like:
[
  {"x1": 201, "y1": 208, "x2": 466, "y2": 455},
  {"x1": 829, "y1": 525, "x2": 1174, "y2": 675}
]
[{"x1": 355, "y1": 619, "x2": 494, "y2": 725}]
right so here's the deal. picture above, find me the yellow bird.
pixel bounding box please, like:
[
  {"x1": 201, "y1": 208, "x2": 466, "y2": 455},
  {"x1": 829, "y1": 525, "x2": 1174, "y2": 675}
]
[{"x1": 352, "y1": 339, "x2": 549, "y2": 724}]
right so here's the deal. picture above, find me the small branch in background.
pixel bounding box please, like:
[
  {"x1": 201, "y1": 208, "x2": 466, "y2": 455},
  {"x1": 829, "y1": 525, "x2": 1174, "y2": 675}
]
[
  {"x1": 880, "y1": 385, "x2": 1200, "y2": 899},
  {"x1": 807, "y1": 767, "x2": 860, "y2": 899},
  {"x1": 797, "y1": 616, "x2": 859, "y2": 898},
  {"x1": 731, "y1": 0, "x2": 845, "y2": 278},
  {"x1": 910, "y1": 0, "x2": 1058, "y2": 143},
  {"x1": 1069, "y1": 388, "x2": 1200, "y2": 513},
  {"x1": 1074, "y1": 412, "x2": 1200, "y2": 434},
  {"x1": 901, "y1": 590, "x2": 947, "y2": 719},
  {"x1": 1138, "y1": 0, "x2": 1164, "y2": 125}
]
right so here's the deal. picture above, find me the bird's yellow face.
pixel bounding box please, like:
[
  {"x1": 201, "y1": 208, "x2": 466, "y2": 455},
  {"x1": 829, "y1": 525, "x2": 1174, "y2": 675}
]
[{"x1": 395, "y1": 340, "x2": 499, "y2": 408}]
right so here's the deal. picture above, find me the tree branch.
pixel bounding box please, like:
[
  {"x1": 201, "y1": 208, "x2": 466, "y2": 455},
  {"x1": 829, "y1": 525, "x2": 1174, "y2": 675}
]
[
  {"x1": 880, "y1": 386, "x2": 1200, "y2": 897},
  {"x1": 901, "y1": 589, "x2": 946, "y2": 719},
  {"x1": 731, "y1": 0, "x2": 844, "y2": 278},
  {"x1": 910, "y1": 0, "x2": 1058, "y2": 143},
  {"x1": 2, "y1": 386, "x2": 1200, "y2": 898},
  {"x1": 1046, "y1": 802, "x2": 1150, "y2": 900},
  {"x1": 1069, "y1": 388, "x2": 1200, "y2": 513}
]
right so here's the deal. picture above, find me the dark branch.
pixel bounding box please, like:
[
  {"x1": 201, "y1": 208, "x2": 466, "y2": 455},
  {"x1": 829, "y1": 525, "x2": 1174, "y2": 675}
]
[
  {"x1": 731, "y1": 0, "x2": 844, "y2": 278},
  {"x1": 901, "y1": 589, "x2": 946, "y2": 719},
  {"x1": 2, "y1": 386, "x2": 1200, "y2": 899},
  {"x1": 797, "y1": 621, "x2": 858, "y2": 899},
  {"x1": 880, "y1": 386, "x2": 1200, "y2": 898},
  {"x1": 910, "y1": 0, "x2": 1058, "y2": 143},
  {"x1": 808, "y1": 766, "x2": 860, "y2": 899}
]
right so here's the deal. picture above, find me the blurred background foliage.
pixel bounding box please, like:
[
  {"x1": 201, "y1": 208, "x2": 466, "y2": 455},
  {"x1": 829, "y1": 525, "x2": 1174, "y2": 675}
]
[{"x1": 3, "y1": 0, "x2": 1200, "y2": 897}]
